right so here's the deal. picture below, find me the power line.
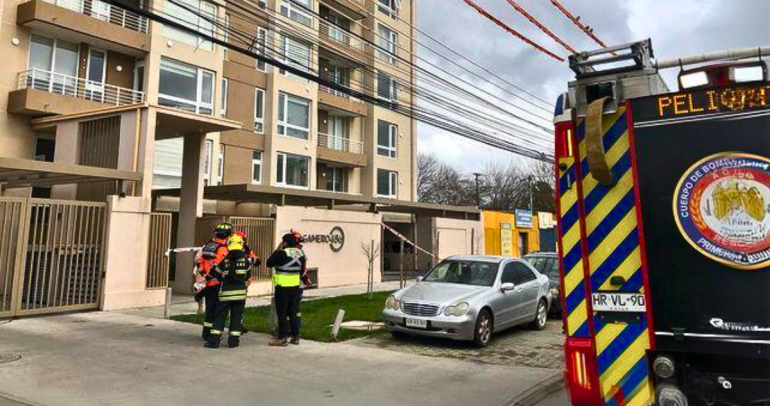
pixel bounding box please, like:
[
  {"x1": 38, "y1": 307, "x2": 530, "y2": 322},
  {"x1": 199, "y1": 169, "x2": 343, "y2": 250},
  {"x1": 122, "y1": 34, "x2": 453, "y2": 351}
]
[
  {"x1": 499, "y1": 0, "x2": 576, "y2": 53},
  {"x1": 455, "y1": 0, "x2": 565, "y2": 62},
  {"x1": 547, "y1": 0, "x2": 609, "y2": 49}
]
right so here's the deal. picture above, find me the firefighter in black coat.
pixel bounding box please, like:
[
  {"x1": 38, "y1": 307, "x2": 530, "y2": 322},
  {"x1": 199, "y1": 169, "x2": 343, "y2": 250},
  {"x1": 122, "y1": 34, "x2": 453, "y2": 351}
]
[{"x1": 205, "y1": 234, "x2": 252, "y2": 349}]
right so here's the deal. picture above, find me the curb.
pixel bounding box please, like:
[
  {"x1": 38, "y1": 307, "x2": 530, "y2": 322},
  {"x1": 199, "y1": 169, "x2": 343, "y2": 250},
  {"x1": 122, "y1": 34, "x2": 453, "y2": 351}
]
[{"x1": 501, "y1": 370, "x2": 565, "y2": 406}]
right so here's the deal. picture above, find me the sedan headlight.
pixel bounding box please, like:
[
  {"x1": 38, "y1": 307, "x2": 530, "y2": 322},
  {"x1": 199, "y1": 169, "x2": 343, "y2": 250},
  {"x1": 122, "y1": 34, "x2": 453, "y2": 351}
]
[
  {"x1": 385, "y1": 295, "x2": 401, "y2": 310},
  {"x1": 444, "y1": 302, "x2": 470, "y2": 317}
]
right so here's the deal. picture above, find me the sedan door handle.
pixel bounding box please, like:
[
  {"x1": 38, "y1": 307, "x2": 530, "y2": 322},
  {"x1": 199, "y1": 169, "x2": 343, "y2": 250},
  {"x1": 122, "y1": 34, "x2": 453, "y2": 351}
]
[{"x1": 515, "y1": 287, "x2": 524, "y2": 293}]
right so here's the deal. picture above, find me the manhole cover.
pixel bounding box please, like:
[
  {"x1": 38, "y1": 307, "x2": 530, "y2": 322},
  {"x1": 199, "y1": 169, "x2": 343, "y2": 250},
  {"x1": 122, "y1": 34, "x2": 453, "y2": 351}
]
[{"x1": 0, "y1": 353, "x2": 22, "y2": 364}]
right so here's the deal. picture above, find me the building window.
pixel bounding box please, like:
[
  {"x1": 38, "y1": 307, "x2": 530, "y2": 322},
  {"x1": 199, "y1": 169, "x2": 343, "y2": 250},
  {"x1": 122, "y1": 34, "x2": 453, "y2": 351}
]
[
  {"x1": 378, "y1": 0, "x2": 400, "y2": 18},
  {"x1": 220, "y1": 78, "x2": 228, "y2": 118},
  {"x1": 251, "y1": 150, "x2": 262, "y2": 184},
  {"x1": 254, "y1": 88, "x2": 265, "y2": 133},
  {"x1": 203, "y1": 139, "x2": 213, "y2": 185},
  {"x1": 217, "y1": 147, "x2": 224, "y2": 185},
  {"x1": 277, "y1": 92, "x2": 311, "y2": 140},
  {"x1": 276, "y1": 152, "x2": 309, "y2": 188},
  {"x1": 326, "y1": 166, "x2": 347, "y2": 193},
  {"x1": 377, "y1": 24, "x2": 398, "y2": 65},
  {"x1": 256, "y1": 27, "x2": 269, "y2": 71},
  {"x1": 164, "y1": 0, "x2": 217, "y2": 51},
  {"x1": 377, "y1": 169, "x2": 398, "y2": 199},
  {"x1": 377, "y1": 71, "x2": 398, "y2": 103},
  {"x1": 280, "y1": 0, "x2": 312, "y2": 27},
  {"x1": 377, "y1": 120, "x2": 397, "y2": 158},
  {"x1": 223, "y1": 14, "x2": 230, "y2": 59},
  {"x1": 279, "y1": 35, "x2": 312, "y2": 79},
  {"x1": 159, "y1": 57, "x2": 215, "y2": 115},
  {"x1": 28, "y1": 35, "x2": 79, "y2": 94}
]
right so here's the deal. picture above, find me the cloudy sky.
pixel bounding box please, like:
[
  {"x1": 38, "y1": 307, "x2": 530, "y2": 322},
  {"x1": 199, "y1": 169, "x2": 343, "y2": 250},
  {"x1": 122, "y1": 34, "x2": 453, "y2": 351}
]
[{"x1": 415, "y1": 0, "x2": 770, "y2": 173}]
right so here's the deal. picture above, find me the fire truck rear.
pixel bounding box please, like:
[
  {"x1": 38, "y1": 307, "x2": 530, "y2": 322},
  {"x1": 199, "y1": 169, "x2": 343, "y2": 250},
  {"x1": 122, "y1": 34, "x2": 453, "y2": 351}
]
[{"x1": 553, "y1": 40, "x2": 770, "y2": 406}]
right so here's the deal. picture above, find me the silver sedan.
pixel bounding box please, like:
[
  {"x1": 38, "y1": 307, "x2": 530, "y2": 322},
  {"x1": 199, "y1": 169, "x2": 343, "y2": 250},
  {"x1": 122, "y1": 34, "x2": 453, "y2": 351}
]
[{"x1": 382, "y1": 255, "x2": 552, "y2": 347}]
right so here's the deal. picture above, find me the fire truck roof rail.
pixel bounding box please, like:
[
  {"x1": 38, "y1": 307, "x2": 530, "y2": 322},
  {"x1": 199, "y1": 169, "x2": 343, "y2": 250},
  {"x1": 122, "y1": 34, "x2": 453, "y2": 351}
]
[
  {"x1": 655, "y1": 45, "x2": 770, "y2": 69},
  {"x1": 569, "y1": 39, "x2": 654, "y2": 79}
]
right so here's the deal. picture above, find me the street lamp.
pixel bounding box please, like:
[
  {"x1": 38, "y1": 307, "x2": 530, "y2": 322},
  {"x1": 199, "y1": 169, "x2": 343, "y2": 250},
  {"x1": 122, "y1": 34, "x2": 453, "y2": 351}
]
[
  {"x1": 473, "y1": 173, "x2": 483, "y2": 209},
  {"x1": 528, "y1": 175, "x2": 534, "y2": 212}
]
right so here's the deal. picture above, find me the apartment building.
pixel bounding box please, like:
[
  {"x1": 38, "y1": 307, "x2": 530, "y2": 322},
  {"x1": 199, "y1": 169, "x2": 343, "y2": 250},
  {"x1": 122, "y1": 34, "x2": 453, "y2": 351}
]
[{"x1": 0, "y1": 0, "x2": 417, "y2": 201}]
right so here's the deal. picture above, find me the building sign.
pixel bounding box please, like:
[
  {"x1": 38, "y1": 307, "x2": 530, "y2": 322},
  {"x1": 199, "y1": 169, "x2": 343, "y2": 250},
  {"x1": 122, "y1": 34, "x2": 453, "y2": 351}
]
[
  {"x1": 514, "y1": 209, "x2": 533, "y2": 229},
  {"x1": 538, "y1": 212, "x2": 555, "y2": 229},
  {"x1": 500, "y1": 222, "x2": 513, "y2": 256},
  {"x1": 633, "y1": 83, "x2": 770, "y2": 122},
  {"x1": 673, "y1": 152, "x2": 770, "y2": 270},
  {"x1": 304, "y1": 226, "x2": 345, "y2": 252}
]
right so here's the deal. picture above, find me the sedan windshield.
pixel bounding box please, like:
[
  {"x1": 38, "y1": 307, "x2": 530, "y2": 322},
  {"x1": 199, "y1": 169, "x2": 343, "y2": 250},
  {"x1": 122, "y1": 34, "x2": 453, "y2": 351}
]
[{"x1": 423, "y1": 260, "x2": 498, "y2": 287}]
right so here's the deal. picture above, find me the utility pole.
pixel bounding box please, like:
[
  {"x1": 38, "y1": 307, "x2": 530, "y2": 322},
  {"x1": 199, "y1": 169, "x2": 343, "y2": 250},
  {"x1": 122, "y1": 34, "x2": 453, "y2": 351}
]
[
  {"x1": 473, "y1": 173, "x2": 483, "y2": 209},
  {"x1": 528, "y1": 175, "x2": 534, "y2": 212}
]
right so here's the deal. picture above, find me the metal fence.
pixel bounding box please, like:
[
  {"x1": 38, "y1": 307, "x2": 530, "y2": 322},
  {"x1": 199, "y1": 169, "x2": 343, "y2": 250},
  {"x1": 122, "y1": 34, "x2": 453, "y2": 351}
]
[
  {"x1": 17, "y1": 68, "x2": 145, "y2": 107},
  {"x1": 0, "y1": 199, "x2": 26, "y2": 318},
  {"x1": 195, "y1": 216, "x2": 275, "y2": 281},
  {"x1": 146, "y1": 213, "x2": 172, "y2": 289},
  {"x1": 43, "y1": 0, "x2": 148, "y2": 33},
  {"x1": 318, "y1": 133, "x2": 364, "y2": 154}
]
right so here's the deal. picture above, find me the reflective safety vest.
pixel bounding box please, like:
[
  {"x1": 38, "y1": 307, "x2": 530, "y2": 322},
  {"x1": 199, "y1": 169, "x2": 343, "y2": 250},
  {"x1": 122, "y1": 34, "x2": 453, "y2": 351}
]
[
  {"x1": 218, "y1": 255, "x2": 251, "y2": 302},
  {"x1": 273, "y1": 247, "x2": 304, "y2": 287}
]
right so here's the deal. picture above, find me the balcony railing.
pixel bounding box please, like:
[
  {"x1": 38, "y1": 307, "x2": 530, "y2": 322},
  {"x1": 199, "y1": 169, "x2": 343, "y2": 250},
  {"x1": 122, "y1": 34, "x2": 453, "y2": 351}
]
[
  {"x1": 18, "y1": 68, "x2": 146, "y2": 107},
  {"x1": 320, "y1": 21, "x2": 366, "y2": 51},
  {"x1": 318, "y1": 133, "x2": 363, "y2": 154},
  {"x1": 42, "y1": 0, "x2": 148, "y2": 33}
]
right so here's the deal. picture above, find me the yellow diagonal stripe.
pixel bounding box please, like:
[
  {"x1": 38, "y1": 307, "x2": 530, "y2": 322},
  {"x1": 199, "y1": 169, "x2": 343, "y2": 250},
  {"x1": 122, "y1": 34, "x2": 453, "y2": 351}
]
[
  {"x1": 564, "y1": 260, "x2": 584, "y2": 298},
  {"x1": 580, "y1": 131, "x2": 631, "y2": 198},
  {"x1": 586, "y1": 170, "x2": 634, "y2": 235},
  {"x1": 562, "y1": 223, "x2": 581, "y2": 254},
  {"x1": 599, "y1": 247, "x2": 642, "y2": 291},
  {"x1": 588, "y1": 209, "x2": 638, "y2": 273},
  {"x1": 566, "y1": 298, "x2": 588, "y2": 336},
  {"x1": 595, "y1": 323, "x2": 627, "y2": 355},
  {"x1": 560, "y1": 185, "x2": 578, "y2": 212},
  {"x1": 600, "y1": 330, "x2": 650, "y2": 400},
  {"x1": 627, "y1": 379, "x2": 654, "y2": 406}
]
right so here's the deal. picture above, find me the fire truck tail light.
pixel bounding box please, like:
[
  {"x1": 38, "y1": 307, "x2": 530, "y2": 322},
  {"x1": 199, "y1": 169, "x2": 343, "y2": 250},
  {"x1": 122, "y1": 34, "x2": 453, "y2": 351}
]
[
  {"x1": 564, "y1": 338, "x2": 603, "y2": 406},
  {"x1": 555, "y1": 122, "x2": 575, "y2": 159}
]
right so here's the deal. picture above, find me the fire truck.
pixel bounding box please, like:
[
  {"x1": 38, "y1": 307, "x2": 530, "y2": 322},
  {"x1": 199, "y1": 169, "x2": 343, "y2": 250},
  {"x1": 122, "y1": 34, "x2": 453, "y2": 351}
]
[{"x1": 553, "y1": 40, "x2": 770, "y2": 406}]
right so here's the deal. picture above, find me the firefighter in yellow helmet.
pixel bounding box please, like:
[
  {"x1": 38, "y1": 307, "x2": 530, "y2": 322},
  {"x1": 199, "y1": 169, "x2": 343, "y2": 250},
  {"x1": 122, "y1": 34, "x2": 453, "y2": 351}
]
[{"x1": 205, "y1": 234, "x2": 252, "y2": 349}]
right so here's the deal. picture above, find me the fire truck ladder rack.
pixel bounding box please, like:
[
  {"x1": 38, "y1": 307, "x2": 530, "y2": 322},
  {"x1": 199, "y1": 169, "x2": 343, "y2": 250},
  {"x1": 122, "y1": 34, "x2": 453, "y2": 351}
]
[
  {"x1": 569, "y1": 39, "x2": 654, "y2": 79},
  {"x1": 655, "y1": 45, "x2": 770, "y2": 69}
]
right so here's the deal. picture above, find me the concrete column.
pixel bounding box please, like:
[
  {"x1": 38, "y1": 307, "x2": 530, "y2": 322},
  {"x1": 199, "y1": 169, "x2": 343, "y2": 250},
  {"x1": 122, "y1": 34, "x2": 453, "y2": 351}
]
[
  {"x1": 135, "y1": 109, "x2": 157, "y2": 198},
  {"x1": 172, "y1": 132, "x2": 206, "y2": 293},
  {"x1": 51, "y1": 121, "x2": 80, "y2": 199}
]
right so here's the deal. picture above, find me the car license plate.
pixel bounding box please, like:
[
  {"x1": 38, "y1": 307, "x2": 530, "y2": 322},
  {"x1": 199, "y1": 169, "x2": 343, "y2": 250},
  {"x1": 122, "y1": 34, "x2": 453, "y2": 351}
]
[
  {"x1": 592, "y1": 292, "x2": 646, "y2": 312},
  {"x1": 405, "y1": 318, "x2": 428, "y2": 329}
]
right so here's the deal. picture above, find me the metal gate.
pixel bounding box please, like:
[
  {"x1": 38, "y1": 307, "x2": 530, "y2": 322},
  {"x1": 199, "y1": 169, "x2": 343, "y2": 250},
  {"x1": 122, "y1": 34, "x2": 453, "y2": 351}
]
[
  {"x1": 0, "y1": 197, "x2": 108, "y2": 317},
  {"x1": 146, "y1": 213, "x2": 172, "y2": 289},
  {"x1": 195, "y1": 216, "x2": 274, "y2": 280}
]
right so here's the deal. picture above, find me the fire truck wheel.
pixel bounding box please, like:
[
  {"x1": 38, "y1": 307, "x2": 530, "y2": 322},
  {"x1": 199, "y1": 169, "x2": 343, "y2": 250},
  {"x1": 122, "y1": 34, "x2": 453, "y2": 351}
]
[
  {"x1": 473, "y1": 309, "x2": 493, "y2": 348},
  {"x1": 530, "y1": 299, "x2": 548, "y2": 331}
]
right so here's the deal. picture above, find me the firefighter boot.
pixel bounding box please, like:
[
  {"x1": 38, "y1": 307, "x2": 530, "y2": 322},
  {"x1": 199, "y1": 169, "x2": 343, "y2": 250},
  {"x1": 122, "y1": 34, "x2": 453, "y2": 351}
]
[
  {"x1": 290, "y1": 337, "x2": 300, "y2": 345},
  {"x1": 228, "y1": 336, "x2": 240, "y2": 348},
  {"x1": 204, "y1": 338, "x2": 220, "y2": 349}
]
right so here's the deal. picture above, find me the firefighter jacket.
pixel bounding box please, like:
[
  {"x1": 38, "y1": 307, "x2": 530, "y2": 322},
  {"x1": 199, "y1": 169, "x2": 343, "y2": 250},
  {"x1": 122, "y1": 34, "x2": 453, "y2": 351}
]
[
  {"x1": 194, "y1": 238, "x2": 228, "y2": 287},
  {"x1": 214, "y1": 251, "x2": 252, "y2": 302},
  {"x1": 266, "y1": 247, "x2": 307, "y2": 287}
]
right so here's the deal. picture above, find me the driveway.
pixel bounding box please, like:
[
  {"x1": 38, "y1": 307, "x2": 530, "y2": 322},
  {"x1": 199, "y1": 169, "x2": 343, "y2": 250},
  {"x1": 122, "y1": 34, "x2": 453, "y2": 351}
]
[
  {"x1": 352, "y1": 318, "x2": 564, "y2": 370},
  {"x1": 0, "y1": 312, "x2": 558, "y2": 406}
]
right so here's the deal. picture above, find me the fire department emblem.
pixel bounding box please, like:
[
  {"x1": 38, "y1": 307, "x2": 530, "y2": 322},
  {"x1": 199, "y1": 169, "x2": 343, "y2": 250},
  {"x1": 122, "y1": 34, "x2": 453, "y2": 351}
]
[{"x1": 673, "y1": 152, "x2": 770, "y2": 270}]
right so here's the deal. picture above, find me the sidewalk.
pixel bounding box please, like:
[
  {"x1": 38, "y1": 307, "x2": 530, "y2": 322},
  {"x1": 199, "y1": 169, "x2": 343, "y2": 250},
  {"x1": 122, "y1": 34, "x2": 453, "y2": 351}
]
[
  {"x1": 0, "y1": 311, "x2": 556, "y2": 406},
  {"x1": 121, "y1": 281, "x2": 404, "y2": 319}
]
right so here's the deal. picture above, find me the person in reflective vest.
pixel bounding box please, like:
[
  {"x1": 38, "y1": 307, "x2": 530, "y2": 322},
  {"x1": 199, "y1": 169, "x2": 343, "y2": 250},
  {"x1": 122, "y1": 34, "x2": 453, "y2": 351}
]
[
  {"x1": 205, "y1": 234, "x2": 252, "y2": 349},
  {"x1": 193, "y1": 222, "x2": 231, "y2": 341},
  {"x1": 266, "y1": 232, "x2": 307, "y2": 347}
]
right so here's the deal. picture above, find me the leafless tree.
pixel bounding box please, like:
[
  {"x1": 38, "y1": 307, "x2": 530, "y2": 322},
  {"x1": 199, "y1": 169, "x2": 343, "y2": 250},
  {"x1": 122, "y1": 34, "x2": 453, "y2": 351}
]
[{"x1": 361, "y1": 240, "x2": 380, "y2": 299}]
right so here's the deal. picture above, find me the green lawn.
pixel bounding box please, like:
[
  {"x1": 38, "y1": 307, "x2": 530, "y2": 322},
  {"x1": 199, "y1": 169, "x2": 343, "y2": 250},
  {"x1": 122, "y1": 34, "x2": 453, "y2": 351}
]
[{"x1": 173, "y1": 291, "x2": 394, "y2": 342}]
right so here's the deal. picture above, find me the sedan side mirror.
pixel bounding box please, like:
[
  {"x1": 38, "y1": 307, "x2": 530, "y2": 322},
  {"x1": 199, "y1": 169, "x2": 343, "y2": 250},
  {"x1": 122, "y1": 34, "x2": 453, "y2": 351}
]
[{"x1": 501, "y1": 282, "x2": 515, "y2": 292}]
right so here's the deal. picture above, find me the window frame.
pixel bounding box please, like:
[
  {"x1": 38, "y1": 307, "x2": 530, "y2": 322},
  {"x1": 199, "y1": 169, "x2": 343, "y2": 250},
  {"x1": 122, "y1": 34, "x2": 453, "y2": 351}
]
[
  {"x1": 377, "y1": 169, "x2": 398, "y2": 199},
  {"x1": 325, "y1": 166, "x2": 347, "y2": 193},
  {"x1": 220, "y1": 77, "x2": 228, "y2": 118},
  {"x1": 203, "y1": 139, "x2": 213, "y2": 185},
  {"x1": 158, "y1": 57, "x2": 215, "y2": 115},
  {"x1": 279, "y1": 34, "x2": 312, "y2": 79},
  {"x1": 254, "y1": 87, "x2": 265, "y2": 133},
  {"x1": 251, "y1": 150, "x2": 262, "y2": 185},
  {"x1": 377, "y1": 24, "x2": 398, "y2": 65},
  {"x1": 277, "y1": 92, "x2": 312, "y2": 140},
  {"x1": 275, "y1": 152, "x2": 310, "y2": 189},
  {"x1": 216, "y1": 147, "x2": 224, "y2": 186},
  {"x1": 280, "y1": 0, "x2": 313, "y2": 27},
  {"x1": 377, "y1": 120, "x2": 398, "y2": 158},
  {"x1": 377, "y1": 0, "x2": 400, "y2": 18},
  {"x1": 255, "y1": 26, "x2": 269, "y2": 72},
  {"x1": 376, "y1": 71, "x2": 399, "y2": 103},
  {"x1": 163, "y1": 0, "x2": 217, "y2": 51}
]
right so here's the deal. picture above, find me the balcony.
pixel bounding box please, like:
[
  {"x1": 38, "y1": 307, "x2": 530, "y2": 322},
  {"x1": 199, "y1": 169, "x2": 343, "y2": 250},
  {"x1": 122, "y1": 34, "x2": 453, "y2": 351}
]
[
  {"x1": 17, "y1": 0, "x2": 150, "y2": 55},
  {"x1": 325, "y1": 0, "x2": 367, "y2": 20},
  {"x1": 8, "y1": 68, "x2": 145, "y2": 116},
  {"x1": 317, "y1": 133, "x2": 366, "y2": 167},
  {"x1": 319, "y1": 22, "x2": 368, "y2": 64}
]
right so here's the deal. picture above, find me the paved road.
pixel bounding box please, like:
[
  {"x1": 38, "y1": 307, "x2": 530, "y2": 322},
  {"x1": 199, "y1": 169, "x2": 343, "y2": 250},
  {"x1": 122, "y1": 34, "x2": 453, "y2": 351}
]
[
  {"x1": 534, "y1": 388, "x2": 569, "y2": 406},
  {"x1": 0, "y1": 311, "x2": 558, "y2": 406},
  {"x1": 352, "y1": 318, "x2": 564, "y2": 370}
]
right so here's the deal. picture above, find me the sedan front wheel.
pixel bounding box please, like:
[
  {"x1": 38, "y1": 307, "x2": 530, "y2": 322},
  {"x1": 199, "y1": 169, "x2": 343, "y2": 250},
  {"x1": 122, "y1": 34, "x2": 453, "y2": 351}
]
[{"x1": 472, "y1": 309, "x2": 493, "y2": 348}]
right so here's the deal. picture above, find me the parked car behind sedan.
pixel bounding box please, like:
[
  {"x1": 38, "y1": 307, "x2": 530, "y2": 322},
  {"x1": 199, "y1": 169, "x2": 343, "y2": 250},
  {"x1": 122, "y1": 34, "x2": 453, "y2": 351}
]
[
  {"x1": 382, "y1": 255, "x2": 552, "y2": 347},
  {"x1": 522, "y1": 252, "x2": 561, "y2": 317}
]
